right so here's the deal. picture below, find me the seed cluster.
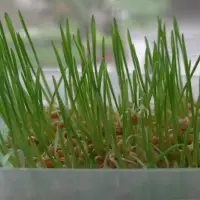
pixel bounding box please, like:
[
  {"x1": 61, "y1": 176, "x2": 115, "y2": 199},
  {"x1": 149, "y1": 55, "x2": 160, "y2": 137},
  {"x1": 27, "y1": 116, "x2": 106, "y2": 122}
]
[{"x1": 3, "y1": 99, "x2": 200, "y2": 168}]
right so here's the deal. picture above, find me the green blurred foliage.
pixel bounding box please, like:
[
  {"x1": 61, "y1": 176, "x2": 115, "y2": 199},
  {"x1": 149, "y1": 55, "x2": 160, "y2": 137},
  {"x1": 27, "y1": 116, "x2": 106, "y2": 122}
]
[
  {"x1": 113, "y1": 0, "x2": 170, "y2": 15},
  {"x1": 47, "y1": 0, "x2": 170, "y2": 26}
]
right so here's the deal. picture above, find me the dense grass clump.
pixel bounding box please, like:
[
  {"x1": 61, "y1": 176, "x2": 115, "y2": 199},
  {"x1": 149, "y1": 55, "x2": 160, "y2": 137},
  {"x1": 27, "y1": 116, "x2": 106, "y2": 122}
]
[{"x1": 0, "y1": 11, "x2": 199, "y2": 168}]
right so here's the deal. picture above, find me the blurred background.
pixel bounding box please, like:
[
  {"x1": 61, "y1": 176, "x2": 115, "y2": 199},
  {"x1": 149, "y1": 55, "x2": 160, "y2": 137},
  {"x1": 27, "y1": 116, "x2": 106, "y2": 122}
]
[{"x1": 0, "y1": 0, "x2": 200, "y2": 68}]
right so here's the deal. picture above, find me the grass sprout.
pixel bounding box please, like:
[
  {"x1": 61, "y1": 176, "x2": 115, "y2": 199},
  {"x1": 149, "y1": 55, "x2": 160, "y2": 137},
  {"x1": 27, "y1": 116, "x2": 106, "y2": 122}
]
[{"x1": 0, "y1": 11, "x2": 199, "y2": 168}]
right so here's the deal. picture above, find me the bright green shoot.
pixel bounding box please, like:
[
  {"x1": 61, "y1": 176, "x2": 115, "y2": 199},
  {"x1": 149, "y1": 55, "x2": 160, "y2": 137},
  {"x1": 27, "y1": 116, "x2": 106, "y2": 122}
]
[{"x1": 0, "y1": 11, "x2": 199, "y2": 168}]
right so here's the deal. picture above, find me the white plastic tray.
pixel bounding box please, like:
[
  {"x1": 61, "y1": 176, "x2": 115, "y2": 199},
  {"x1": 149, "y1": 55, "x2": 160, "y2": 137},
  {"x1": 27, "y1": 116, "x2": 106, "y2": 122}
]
[{"x1": 0, "y1": 168, "x2": 199, "y2": 200}]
